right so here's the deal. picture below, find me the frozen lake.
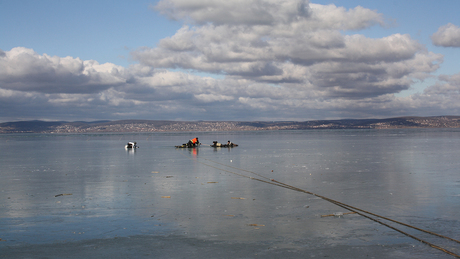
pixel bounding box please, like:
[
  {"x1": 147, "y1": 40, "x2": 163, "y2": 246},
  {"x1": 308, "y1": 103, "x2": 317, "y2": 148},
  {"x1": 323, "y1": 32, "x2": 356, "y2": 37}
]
[{"x1": 1, "y1": 129, "x2": 460, "y2": 258}]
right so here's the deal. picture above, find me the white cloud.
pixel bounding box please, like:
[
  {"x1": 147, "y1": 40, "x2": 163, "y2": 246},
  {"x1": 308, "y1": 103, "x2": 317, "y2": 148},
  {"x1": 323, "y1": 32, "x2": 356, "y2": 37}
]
[
  {"x1": 134, "y1": 1, "x2": 441, "y2": 101},
  {"x1": 424, "y1": 73, "x2": 460, "y2": 96},
  {"x1": 0, "y1": 47, "x2": 127, "y2": 93},
  {"x1": 308, "y1": 3, "x2": 384, "y2": 30},
  {"x1": 154, "y1": 0, "x2": 311, "y2": 26},
  {"x1": 431, "y1": 23, "x2": 460, "y2": 47},
  {"x1": 194, "y1": 93, "x2": 234, "y2": 102}
]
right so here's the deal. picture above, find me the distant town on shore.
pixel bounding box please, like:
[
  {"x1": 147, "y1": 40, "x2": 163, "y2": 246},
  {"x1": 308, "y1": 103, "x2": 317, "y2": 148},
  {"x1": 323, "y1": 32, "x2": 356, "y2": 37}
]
[{"x1": 1, "y1": 116, "x2": 460, "y2": 134}]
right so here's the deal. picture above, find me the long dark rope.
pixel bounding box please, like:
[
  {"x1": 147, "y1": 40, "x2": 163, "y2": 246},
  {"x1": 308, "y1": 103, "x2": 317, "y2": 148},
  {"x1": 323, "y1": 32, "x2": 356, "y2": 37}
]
[
  {"x1": 200, "y1": 156, "x2": 460, "y2": 243},
  {"x1": 178, "y1": 152, "x2": 460, "y2": 258}
]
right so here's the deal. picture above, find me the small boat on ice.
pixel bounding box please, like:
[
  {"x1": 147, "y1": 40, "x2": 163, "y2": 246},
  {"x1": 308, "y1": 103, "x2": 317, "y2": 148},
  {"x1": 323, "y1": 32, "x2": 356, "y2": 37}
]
[
  {"x1": 125, "y1": 142, "x2": 139, "y2": 149},
  {"x1": 210, "y1": 141, "x2": 238, "y2": 147},
  {"x1": 176, "y1": 137, "x2": 201, "y2": 148},
  {"x1": 175, "y1": 143, "x2": 201, "y2": 148}
]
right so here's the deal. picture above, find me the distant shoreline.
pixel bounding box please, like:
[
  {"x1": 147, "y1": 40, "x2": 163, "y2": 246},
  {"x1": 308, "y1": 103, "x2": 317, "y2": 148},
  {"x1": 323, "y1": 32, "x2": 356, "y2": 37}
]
[{"x1": 1, "y1": 116, "x2": 460, "y2": 134}]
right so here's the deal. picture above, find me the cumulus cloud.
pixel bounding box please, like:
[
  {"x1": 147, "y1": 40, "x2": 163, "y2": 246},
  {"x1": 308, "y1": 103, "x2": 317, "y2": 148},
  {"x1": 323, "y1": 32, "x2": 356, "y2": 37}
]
[
  {"x1": 154, "y1": 0, "x2": 311, "y2": 26},
  {"x1": 424, "y1": 73, "x2": 460, "y2": 96},
  {"x1": 134, "y1": 0, "x2": 441, "y2": 101},
  {"x1": 154, "y1": 0, "x2": 384, "y2": 30},
  {"x1": 0, "y1": 47, "x2": 127, "y2": 93},
  {"x1": 431, "y1": 23, "x2": 460, "y2": 47}
]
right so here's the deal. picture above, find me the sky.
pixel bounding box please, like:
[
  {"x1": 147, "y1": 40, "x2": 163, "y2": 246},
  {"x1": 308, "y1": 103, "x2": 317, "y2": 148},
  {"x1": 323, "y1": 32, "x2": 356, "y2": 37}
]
[{"x1": 1, "y1": 0, "x2": 460, "y2": 122}]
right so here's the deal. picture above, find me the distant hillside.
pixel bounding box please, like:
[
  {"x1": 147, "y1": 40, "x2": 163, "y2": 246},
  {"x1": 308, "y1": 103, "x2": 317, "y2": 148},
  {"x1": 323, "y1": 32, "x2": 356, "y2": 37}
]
[{"x1": 1, "y1": 116, "x2": 460, "y2": 133}]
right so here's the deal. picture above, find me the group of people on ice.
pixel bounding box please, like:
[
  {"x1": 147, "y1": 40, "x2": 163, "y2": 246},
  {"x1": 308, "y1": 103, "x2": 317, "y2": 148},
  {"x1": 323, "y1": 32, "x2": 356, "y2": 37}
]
[{"x1": 183, "y1": 137, "x2": 238, "y2": 148}]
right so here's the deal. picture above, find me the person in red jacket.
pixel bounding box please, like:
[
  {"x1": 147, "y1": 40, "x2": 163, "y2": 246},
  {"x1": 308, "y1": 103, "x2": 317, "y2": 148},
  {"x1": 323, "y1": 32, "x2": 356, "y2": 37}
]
[{"x1": 187, "y1": 137, "x2": 199, "y2": 147}]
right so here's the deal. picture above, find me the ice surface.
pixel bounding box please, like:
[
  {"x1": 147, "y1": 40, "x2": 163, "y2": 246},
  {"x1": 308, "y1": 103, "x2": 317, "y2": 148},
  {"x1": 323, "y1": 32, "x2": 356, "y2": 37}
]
[{"x1": 1, "y1": 130, "x2": 460, "y2": 258}]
